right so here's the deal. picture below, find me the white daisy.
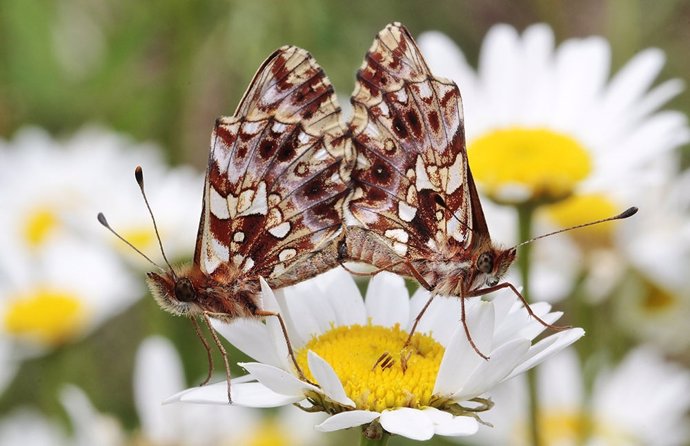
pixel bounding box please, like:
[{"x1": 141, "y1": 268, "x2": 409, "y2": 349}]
[
  {"x1": 615, "y1": 169, "x2": 690, "y2": 353},
  {"x1": 0, "y1": 126, "x2": 201, "y2": 356},
  {"x1": 0, "y1": 386, "x2": 124, "y2": 446},
  {"x1": 134, "y1": 335, "x2": 326, "y2": 446},
  {"x1": 418, "y1": 24, "x2": 689, "y2": 302},
  {"x1": 166, "y1": 269, "x2": 584, "y2": 442},
  {"x1": 0, "y1": 126, "x2": 202, "y2": 269},
  {"x1": 470, "y1": 346, "x2": 690, "y2": 445}
]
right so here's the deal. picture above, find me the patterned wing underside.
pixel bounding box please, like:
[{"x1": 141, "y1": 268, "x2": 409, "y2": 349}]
[
  {"x1": 195, "y1": 46, "x2": 348, "y2": 281},
  {"x1": 348, "y1": 23, "x2": 484, "y2": 260}
]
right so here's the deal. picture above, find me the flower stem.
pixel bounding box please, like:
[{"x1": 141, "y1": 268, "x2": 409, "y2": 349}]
[{"x1": 517, "y1": 204, "x2": 541, "y2": 446}]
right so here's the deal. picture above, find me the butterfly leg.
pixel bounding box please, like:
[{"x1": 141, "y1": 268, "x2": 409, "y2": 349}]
[
  {"x1": 190, "y1": 317, "x2": 214, "y2": 386},
  {"x1": 404, "y1": 293, "x2": 436, "y2": 347},
  {"x1": 460, "y1": 296, "x2": 490, "y2": 360},
  {"x1": 468, "y1": 282, "x2": 570, "y2": 331},
  {"x1": 202, "y1": 312, "x2": 233, "y2": 403},
  {"x1": 256, "y1": 310, "x2": 318, "y2": 387}
]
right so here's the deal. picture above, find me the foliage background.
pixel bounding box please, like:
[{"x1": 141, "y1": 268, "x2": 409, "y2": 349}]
[{"x1": 1, "y1": 0, "x2": 689, "y2": 444}]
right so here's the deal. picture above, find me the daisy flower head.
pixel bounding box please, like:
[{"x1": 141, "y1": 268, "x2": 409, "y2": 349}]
[
  {"x1": 167, "y1": 269, "x2": 584, "y2": 442},
  {"x1": 470, "y1": 346, "x2": 690, "y2": 445},
  {"x1": 0, "y1": 126, "x2": 202, "y2": 355},
  {"x1": 418, "y1": 23, "x2": 689, "y2": 210},
  {"x1": 615, "y1": 169, "x2": 690, "y2": 353},
  {"x1": 418, "y1": 25, "x2": 689, "y2": 303}
]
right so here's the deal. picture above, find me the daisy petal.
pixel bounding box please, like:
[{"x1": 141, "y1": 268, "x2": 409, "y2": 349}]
[
  {"x1": 365, "y1": 272, "x2": 409, "y2": 327},
  {"x1": 315, "y1": 410, "x2": 380, "y2": 432},
  {"x1": 422, "y1": 408, "x2": 479, "y2": 436},
  {"x1": 380, "y1": 408, "x2": 434, "y2": 441},
  {"x1": 507, "y1": 327, "x2": 585, "y2": 379},
  {"x1": 434, "y1": 301, "x2": 494, "y2": 395},
  {"x1": 318, "y1": 268, "x2": 367, "y2": 326},
  {"x1": 453, "y1": 338, "x2": 531, "y2": 400},
  {"x1": 259, "y1": 277, "x2": 290, "y2": 369},
  {"x1": 240, "y1": 362, "x2": 318, "y2": 396},
  {"x1": 307, "y1": 351, "x2": 355, "y2": 407},
  {"x1": 164, "y1": 382, "x2": 302, "y2": 407},
  {"x1": 212, "y1": 319, "x2": 282, "y2": 368}
]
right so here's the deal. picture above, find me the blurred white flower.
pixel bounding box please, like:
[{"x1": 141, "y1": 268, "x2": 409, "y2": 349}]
[
  {"x1": 0, "y1": 386, "x2": 123, "y2": 446},
  {"x1": 0, "y1": 126, "x2": 200, "y2": 359},
  {"x1": 167, "y1": 269, "x2": 584, "y2": 442},
  {"x1": 418, "y1": 24, "x2": 689, "y2": 302},
  {"x1": 135, "y1": 335, "x2": 325, "y2": 446},
  {"x1": 615, "y1": 170, "x2": 690, "y2": 352},
  {"x1": 469, "y1": 346, "x2": 690, "y2": 446}
]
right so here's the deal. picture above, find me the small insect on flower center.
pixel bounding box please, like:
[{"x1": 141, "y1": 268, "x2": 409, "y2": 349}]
[
  {"x1": 3, "y1": 289, "x2": 87, "y2": 346},
  {"x1": 468, "y1": 128, "x2": 591, "y2": 203},
  {"x1": 174, "y1": 278, "x2": 196, "y2": 302},
  {"x1": 296, "y1": 324, "x2": 444, "y2": 412}
]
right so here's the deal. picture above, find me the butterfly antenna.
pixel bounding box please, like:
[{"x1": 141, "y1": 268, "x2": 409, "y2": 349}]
[
  {"x1": 513, "y1": 206, "x2": 638, "y2": 249},
  {"x1": 135, "y1": 166, "x2": 177, "y2": 278},
  {"x1": 96, "y1": 212, "x2": 165, "y2": 273}
]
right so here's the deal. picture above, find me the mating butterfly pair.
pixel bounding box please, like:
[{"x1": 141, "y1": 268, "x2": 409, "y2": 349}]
[{"x1": 102, "y1": 22, "x2": 635, "y2": 401}]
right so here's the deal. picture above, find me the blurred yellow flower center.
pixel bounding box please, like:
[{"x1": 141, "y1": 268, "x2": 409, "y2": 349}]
[
  {"x1": 244, "y1": 419, "x2": 290, "y2": 446},
  {"x1": 642, "y1": 282, "x2": 676, "y2": 313},
  {"x1": 4, "y1": 290, "x2": 87, "y2": 346},
  {"x1": 24, "y1": 208, "x2": 59, "y2": 248},
  {"x1": 296, "y1": 323, "x2": 443, "y2": 412},
  {"x1": 469, "y1": 128, "x2": 591, "y2": 202},
  {"x1": 544, "y1": 194, "x2": 619, "y2": 248},
  {"x1": 119, "y1": 227, "x2": 157, "y2": 252},
  {"x1": 514, "y1": 410, "x2": 632, "y2": 445}
]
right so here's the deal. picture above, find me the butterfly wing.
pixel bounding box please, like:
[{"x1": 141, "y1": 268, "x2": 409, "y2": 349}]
[
  {"x1": 348, "y1": 22, "x2": 489, "y2": 262},
  {"x1": 194, "y1": 46, "x2": 349, "y2": 285}
]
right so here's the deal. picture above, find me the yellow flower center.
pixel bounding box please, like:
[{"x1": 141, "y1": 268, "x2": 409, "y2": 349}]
[
  {"x1": 544, "y1": 194, "x2": 620, "y2": 248},
  {"x1": 23, "y1": 208, "x2": 60, "y2": 248},
  {"x1": 469, "y1": 128, "x2": 591, "y2": 203},
  {"x1": 119, "y1": 226, "x2": 157, "y2": 253},
  {"x1": 243, "y1": 419, "x2": 291, "y2": 446},
  {"x1": 513, "y1": 410, "x2": 634, "y2": 445},
  {"x1": 4, "y1": 289, "x2": 87, "y2": 346},
  {"x1": 296, "y1": 323, "x2": 444, "y2": 412},
  {"x1": 642, "y1": 281, "x2": 676, "y2": 313}
]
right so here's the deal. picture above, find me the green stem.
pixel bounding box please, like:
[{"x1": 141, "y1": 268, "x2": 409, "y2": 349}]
[
  {"x1": 359, "y1": 430, "x2": 390, "y2": 446},
  {"x1": 517, "y1": 204, "x2": 541, "y2": 446}
]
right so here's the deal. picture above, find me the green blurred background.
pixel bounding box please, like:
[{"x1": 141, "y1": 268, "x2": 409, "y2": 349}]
[
  {"x1": 3, "y1": 0, "x2": 689, "y2": 167},
  {"x1": 1, "y1": 0, "x2": 689, "y2": 444}
]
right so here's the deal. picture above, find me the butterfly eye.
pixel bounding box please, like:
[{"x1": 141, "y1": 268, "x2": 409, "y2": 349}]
[
  {"x1": 477, "y1": 252, "x2": 494, "y2": 274},
  {"x1": 174, "y1": 278, "x2": 196, "y2": 303}
]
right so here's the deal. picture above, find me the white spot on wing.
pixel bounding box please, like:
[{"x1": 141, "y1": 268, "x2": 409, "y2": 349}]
[
  {"x1": 243, "y1": 257, "x2": 255, "y2": 273},
  {"x1": 445, "y1": 154, "x2": 465, "y2": 194},
  {"x1": 398, "y1": 201, "x2": 417, "y2": 222},
  {"x1": 415, "y1": 156, "x2": 435, "y2": 191},
  {"x1": 272, "y1": 122, "x2": 287, "y2": 133},
  {"x1": 243, "y1": 121, "x2": 261, "y2": 135},
  {"x1": 417, "y1": 82, "x2": 432, "y2": 99},
  {"x1": 385, "y1": 228, "x2": 409, "y2": 243},
  {"x1": 268, "y1": 221, "x2": 291, "y2": 239},
  {"x1": 278, "y1": 248, "x2": 297, "y2": 262},
  {"x1": 233, "y1": 232, "x2": 245, "y2": 243},
  {"x1": 238, "y1": 182, "x2": 268, "y2": 216},
  {"x1": 210, "y1": 187, "x2": 230, "y2": 220}
]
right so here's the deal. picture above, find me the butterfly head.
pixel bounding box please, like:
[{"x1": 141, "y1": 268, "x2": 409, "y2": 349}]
[
  {"x1": 146, "y1": 269, "x2": 201, "y2": 317},
  {"x1": 474, "y1": 246, "x2": 516, "y2": 289}
]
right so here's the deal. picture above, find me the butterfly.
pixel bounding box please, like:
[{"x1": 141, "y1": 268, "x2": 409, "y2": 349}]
[
  {"x1": 100, "y1": 45, "x2": 349, "y2": 401},
  {"x1": 340, "y1": 22, "x2": 613, "y2": 358}
]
